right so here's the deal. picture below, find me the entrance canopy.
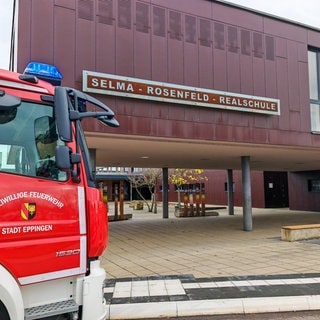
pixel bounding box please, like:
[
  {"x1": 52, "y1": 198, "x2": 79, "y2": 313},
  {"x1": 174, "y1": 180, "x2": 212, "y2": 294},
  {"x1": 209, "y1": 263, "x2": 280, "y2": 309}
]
[{"x1": 86, "y1": 132, "x2": 320, "y2": 172}]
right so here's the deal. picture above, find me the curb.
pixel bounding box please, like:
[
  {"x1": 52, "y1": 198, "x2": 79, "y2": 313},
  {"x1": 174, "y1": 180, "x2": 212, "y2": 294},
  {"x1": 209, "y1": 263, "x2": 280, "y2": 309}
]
[{"x1": 107, "y1": 295, "x2": 320, "y2": 319}]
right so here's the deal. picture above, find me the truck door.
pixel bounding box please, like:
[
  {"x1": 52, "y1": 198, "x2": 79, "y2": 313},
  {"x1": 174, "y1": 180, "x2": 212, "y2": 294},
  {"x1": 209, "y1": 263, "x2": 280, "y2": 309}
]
[{"x1": 0, "y1": 101, "x2": 86, "y2": 285}]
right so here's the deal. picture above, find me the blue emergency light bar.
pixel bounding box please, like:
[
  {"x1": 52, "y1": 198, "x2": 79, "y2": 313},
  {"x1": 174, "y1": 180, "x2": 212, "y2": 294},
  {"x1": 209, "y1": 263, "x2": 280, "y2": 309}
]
[{"x1": 24, "y1": 62, "x2": 63, "y2": 86}]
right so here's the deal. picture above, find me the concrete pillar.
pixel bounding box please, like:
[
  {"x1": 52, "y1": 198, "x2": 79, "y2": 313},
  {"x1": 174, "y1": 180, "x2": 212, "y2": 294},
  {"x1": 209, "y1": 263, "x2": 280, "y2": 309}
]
[
  {"x1": 241, "y1": 156, "x2": 252, "y2": 231},
  {"x1": 162, "y1": 167, "x2": 169, "y2": 219},
  {"x1": 227, "y1": 169, "x2": 234, "y2": 215}
]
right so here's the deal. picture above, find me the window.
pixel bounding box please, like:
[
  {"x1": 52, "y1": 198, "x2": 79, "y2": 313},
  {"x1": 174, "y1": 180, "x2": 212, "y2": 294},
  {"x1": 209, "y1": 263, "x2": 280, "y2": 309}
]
[
  {"x1": 241, "y1": 29, "x2": 251, "y2": 56},
  {"x1": 118, "y1": 0, "x2": 131, "y2": 29},
  {"x1": 308, "y1": 49, "x2": 320, "y2": 133},
  {"x1": 185, "y1": 15, "x2": 196, "y2": 44},
  {"x1": 98, "y1": 0, "x2": 113, "y2": 25},
  {"x1": 265, "y1": 36, "x2": 275, "y2": 61},
  {"x1": 0, "y1": 101, "x2": 67, "y2": 181},
  {"x1": 174, "y1": 183, "x2": 204, "y2": 193},
  {"x1": 200, "y1": 19, "x2": 211, "y2": 47},
  {"x1": 214, "y1": 22, "x2": 224, "y2": 50},
  {"x1": 153, "y1": 6, "x2": 165, "y2": 37},
  {"x1": 169, "y1": 11, "x2": 182, "y2": 40},
  {"x1": 228, "y1": 26, "x2": 238, "y2": 53},
  {"x1": 78, "y1": 0, "x2": 94, "y2": 21},
  {"x1": 136, "y1": 2, "x2": 149, "y2": 33},
  {"x1": 253, "y1": 32, "x2": 263, "y2": 58},
  {"x1": 308, "y1": 179, "x2": 320, "y2": 192}
]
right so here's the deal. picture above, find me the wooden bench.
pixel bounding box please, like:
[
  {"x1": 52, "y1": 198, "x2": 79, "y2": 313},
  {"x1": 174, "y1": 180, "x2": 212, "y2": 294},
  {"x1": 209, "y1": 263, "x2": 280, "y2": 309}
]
[{"x1": 281, "y1": 224, "x2": 320, "y2": 242}]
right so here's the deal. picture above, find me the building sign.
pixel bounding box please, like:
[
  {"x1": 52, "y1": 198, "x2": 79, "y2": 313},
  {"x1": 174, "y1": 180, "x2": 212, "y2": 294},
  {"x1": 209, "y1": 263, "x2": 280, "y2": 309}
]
[{"x1": 83, "y1": 71, "x2": 280, "y2": 115}]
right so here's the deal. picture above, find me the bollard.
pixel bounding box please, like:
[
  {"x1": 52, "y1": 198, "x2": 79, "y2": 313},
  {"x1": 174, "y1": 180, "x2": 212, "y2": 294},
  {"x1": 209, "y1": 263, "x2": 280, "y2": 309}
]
[
  {"x1": 114, "y1": 184, "x2": 118, "y2": 220},
  {"x1": 98, "y1": 182, "x2": 104, "y2": 199},
  {"x1": 99, "y1": 182, "x2": 108, "y2": 212},
  {"x1": 98, "y1": 182, "x2": 108, "y2": 213},
  {"x1": 119, "y1": 181, "x2": 124, "y2": 220},
  {"x1": 195, "y1": 192, "x2": 200, "y2": 216},
  {"x1": 201, "y1": 193, "x2": 206, "y2": 216},
  {"x1": 183, "y1": 193, "x2": 189, "y2": 217},
  {"x1": 189, "y1": 193, "x2": 194, "y2": 216},
  {"x1": 103, "y1": 186, "x2": 108, "y2": 212}
]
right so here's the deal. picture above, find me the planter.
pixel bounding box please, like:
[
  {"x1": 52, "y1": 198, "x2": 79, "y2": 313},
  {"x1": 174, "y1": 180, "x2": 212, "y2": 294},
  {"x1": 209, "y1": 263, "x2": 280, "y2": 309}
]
[{"x1": 132, "y1": 200, "x2": 143, "y2": 210}]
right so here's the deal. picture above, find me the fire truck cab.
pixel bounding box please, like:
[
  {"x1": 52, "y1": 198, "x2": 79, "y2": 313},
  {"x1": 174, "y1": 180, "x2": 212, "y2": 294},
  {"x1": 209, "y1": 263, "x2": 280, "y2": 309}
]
[{"x1": 0, "y1": 63, "x2": 118, "y2": 320}]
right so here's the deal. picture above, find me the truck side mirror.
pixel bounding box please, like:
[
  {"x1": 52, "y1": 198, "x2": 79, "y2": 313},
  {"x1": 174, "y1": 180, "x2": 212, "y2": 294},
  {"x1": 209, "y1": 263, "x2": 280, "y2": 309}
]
[
  {"x1": 55, "y1": 145, "x2": 72, "y2": 170},
  {"x1": 98, "y1": 115, "x2": 119, "y2": 127},
  {"x1": 0, "y1": 91, "x2": 21, "y2": 124},
  {"x1": 54, "y1": 87, "x2": 72, "y2": 142},
  {"x1": 0, "y1": 90, "x2": 21, "y2": 108},
  {"x1": 56, "y1": 145, "x2": 81, "y2": 168}
]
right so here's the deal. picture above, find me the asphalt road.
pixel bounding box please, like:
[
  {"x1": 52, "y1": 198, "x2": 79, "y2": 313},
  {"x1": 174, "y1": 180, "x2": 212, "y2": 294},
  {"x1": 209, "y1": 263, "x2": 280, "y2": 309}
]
[{"x1": 133, "y1": 311, "x2": 320, "y2": 320}]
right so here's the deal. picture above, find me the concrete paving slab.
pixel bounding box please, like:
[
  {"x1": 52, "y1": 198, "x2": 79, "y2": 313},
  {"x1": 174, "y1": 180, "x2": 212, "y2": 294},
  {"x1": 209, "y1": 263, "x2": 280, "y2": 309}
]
[{"x1": 102, "y1": 203, "x2": 320, "y2": 319}]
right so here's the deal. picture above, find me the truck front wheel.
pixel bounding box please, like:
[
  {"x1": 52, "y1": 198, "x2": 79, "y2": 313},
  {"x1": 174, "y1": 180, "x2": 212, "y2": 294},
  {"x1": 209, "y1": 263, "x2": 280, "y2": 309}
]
[{"x1": 0, "y1": 301, "x2": 10, "y2": 320}]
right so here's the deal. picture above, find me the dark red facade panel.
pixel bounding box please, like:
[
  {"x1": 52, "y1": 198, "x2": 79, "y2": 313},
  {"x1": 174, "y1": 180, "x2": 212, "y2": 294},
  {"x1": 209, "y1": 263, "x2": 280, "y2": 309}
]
[
  {"x1": 30, "y1": 0, "x2": 54, "y2": 63},
  {"x1": 289, "y1": 172, "x2": 320, "y2": 211},
  {"x1": 55, "y1": 0, "x2": 76, "y2": 10},
  {"x1": 265, "y1": 60, "x2": 277, "y2": 99},
  {"x1": 16, "y1": 0, "x2": 320, "y2": 210},
  {"x1": 79, "y1": 0, "x2": 312, "y2": 147},
  {"x1": 54, "y1": 6, "x2": 76, "y2": 87},
  {"x1": 276, "y1": 37, "x2": 287, "y2": 58},
  {"x1": 263, "y1": 17, "x2": 307, "y2": 43}
]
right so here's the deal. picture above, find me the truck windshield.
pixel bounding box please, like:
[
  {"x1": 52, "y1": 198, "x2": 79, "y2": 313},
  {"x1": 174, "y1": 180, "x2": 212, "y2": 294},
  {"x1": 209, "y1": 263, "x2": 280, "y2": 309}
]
[{"x1": 0, "y1": 101, "x2": 67, "y2": 181}]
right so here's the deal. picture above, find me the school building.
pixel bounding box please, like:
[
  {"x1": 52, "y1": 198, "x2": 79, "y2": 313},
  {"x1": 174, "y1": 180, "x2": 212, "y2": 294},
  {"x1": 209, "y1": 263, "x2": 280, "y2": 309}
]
[{"x1": 15, "y1": 0, "x2": 320, "y2": 225}]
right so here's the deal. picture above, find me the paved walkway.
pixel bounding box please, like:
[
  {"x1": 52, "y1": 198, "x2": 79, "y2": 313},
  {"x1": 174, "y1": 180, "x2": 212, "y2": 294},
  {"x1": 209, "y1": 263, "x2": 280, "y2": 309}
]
[{"x1": 101, "y1": 203, "x2": 320, "y2": 319}]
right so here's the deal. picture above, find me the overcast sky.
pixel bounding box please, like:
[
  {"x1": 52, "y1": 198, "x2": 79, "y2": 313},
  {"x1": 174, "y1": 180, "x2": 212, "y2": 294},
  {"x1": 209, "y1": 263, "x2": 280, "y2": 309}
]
[
  {"x1": 224, "y1": 0, "x2": 320, "y2": 29},
  {"x1": 0, "y1": 0, "x2": 14, "y2": 69},
  {"x1": 1, "y1": 0, "x2": 320, "y2": 70}
]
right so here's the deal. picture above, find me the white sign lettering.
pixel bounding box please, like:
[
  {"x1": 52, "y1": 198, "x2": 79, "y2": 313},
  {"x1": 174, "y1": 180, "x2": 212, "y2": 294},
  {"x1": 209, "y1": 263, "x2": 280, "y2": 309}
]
[{"x1": 83, "y1": 71, "x2": 280, "y2": 115}]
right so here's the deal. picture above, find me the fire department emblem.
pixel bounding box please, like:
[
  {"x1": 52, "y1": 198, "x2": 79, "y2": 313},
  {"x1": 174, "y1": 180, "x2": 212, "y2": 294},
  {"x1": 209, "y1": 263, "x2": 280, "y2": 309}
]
[{"x1": 21, "y1": 202, "x2": 36, "y2": 220}]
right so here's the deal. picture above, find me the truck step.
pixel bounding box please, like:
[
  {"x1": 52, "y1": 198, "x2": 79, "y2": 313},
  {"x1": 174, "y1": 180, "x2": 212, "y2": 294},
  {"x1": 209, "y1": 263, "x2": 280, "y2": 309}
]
[{"x1": 25, "y1": 299, "x2": 78, "y2": 320}]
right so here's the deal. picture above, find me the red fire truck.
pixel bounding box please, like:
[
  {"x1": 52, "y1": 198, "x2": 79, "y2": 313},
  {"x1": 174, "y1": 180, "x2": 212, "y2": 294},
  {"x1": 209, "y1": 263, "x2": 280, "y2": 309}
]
[{"x1": 0, "y1": 62, "x2": 119, "y2": 320}]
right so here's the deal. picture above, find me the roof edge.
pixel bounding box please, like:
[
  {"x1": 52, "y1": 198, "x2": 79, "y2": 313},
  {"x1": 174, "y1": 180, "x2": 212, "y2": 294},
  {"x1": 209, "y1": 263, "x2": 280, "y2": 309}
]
[{"x1": 214, "y1": 0, "x2": 320, "y2": 32}]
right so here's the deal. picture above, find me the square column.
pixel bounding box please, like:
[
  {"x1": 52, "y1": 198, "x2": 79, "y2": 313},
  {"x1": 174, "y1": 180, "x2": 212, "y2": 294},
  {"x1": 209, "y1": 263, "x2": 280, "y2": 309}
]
[
  {"x1": 241, "y1": 156, "x2": 252, "y2": 231},
  {"x1": 162, "y1": 167, "x2": 169, "y2": 219}
]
